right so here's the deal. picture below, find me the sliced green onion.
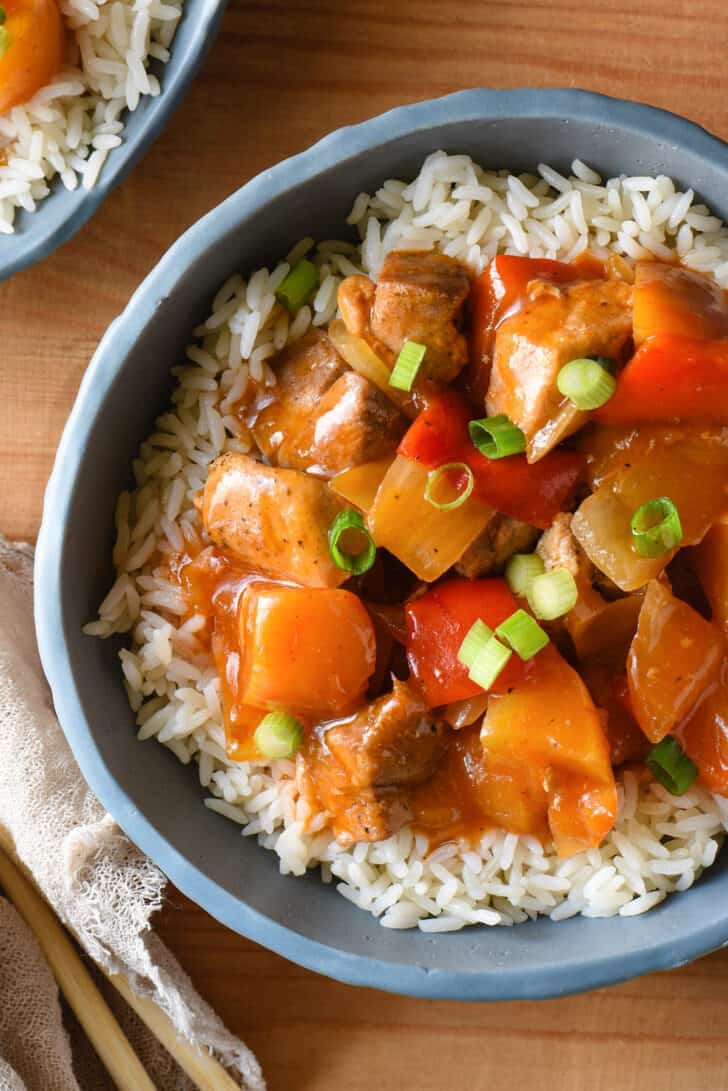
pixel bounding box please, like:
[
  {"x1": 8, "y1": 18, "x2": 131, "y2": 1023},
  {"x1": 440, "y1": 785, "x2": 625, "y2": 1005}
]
[
  {"x1": 505, "y1": 552, "x2": 545, "y2": 597},
  {"x1": 0, "y1": 7, "x2": 6, "y2": 24},
  {"x1": 588, "y1": 355, "x2": 618, "y2": 375},
  {"x1": 0, "y1": 25, "x2": 9, "y2": 56},
  {"x1": 389, "y1": 340, "x2": 426, "y2": 391},
  {"x1": 526, "y1": 568, "x2": 578, "y2": 620},
  {"x1": 328, "y1": 508, "x2": 377, "y2": 574},
  {"x1": 275, "y1": 259, "x2": 319, "y2": 312},
  {"x1": 556, "y1": 357, "x2": 617, "y2": 410},
  {"x1": 254, "y1": 712, "x2": 304, "y2": 759},
  {"x1": 457, "y1": 618, "x2": 493, "y2": 669},
  {"x1": 468, "y1": 636, "x2": 512, "y2": 691},
  {"x1": 469, "y1": 415, "x2": 526, "y2": 459},
  {"x1": 496, "y1": 609, "x2": 550, "y2": 660},
  {"x1": 647, "y1": 736, "x2": 698, "y2": 796},
  {"x1": 424, "y1": 461, "x2": 474, "y2": 511},
  {"x1": 630, "y1": 497, "x2": 683, "y2": 559}
]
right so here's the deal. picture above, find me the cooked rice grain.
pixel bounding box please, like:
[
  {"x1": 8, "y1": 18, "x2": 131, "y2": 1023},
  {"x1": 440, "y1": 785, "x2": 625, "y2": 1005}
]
[
  {"x1": 88, "y1": 154, "x2": 728, "y2": 930},
  {"x1": 0, "y1": 0, "x2": 182, "y2": 233}
]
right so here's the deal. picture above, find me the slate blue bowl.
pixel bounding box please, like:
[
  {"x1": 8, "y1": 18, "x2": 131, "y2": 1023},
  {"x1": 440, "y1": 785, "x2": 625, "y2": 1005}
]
[
  {"x1": 0, "y1": 0, "x2": 227, "y2": 282},
  {"x1": 35, "y1": 88, "x2": 728, "y2": 1000}
]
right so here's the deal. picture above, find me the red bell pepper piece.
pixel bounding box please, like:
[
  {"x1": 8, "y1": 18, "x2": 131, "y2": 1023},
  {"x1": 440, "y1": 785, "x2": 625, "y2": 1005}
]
[
  {"x1": 405, "y1": 577, "x2": 527, "y2": 706},
  {"x1": 397, "y1": 390, "x2": 469, "y2": 465},
  {"x1": 468, "y1": 255, "x2": 603, "y2": 403},
  {"x1": 398, "y1": 392, "x2": 583, "y2": 529},
  {"x1": 595, "y1": 334, "x2": 728, "y2": 426}
]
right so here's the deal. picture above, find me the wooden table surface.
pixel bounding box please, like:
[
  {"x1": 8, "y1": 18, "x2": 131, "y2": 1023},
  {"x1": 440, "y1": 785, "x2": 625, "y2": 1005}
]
[{"x1": 4, "y1": 1, "x2": 728, "y2": 1087}]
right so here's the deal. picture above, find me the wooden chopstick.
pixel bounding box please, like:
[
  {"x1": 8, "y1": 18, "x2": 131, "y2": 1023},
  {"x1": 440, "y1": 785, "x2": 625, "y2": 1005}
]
[
  {"x1": 109, "y1": 972, "x2": 243, "y2": 1091},
  {"x1": 0, "y1": 836, "x2": 244, "y2": 1091},
  {"x1": 0, "y1": 843, "x2": 158, "y2": 1091}
]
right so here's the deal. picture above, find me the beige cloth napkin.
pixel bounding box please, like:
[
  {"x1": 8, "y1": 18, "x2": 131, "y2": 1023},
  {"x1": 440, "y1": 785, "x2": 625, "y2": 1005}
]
[{"x1": 0, "y1": 536, "x2": 265, "y2": 1091}]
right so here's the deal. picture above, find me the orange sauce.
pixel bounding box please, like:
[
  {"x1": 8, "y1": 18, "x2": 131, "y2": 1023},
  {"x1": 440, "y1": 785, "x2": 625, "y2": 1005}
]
[
  {"x1": 408, "y1": 727, "x2": 499, "y2": 847},
  {"x1": 169, "y1": 545, "x2": 268, "y2": 761},
  {"x1": 160, "y1": 254, "x2": 728, "y2": 852},
  {"x1": 165, "y1": 543, "x2": 505, "y2": 847},
  {"x1": 467, "y1": 252, "x2": 610, "y2": 404}
]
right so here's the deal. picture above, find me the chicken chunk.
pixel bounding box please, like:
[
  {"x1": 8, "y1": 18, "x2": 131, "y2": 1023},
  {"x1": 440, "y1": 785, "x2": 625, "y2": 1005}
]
[
  {"x1": 308, "y1": 781, "x2": 412, "y2": 846},
  {"x1": 325, "y1": 680, "x2": 444, "y2": 788},
  {"x1": 338, "y1": 250, "x2": 472, "y2": 383},
  {"x1": 312, "y1": 372, "x2": 405, "y2": 471},
  {"x1": 251, "y1": 330, "x2": 405, "y2": 476},
  {"x1": 198, "y1": 452, "x2": 347, "y2": 588},
  {"x1": 534, "y1": 512, "x2": 600, "y2": 649},
  {"x1": 455, "y1": 514, "x2": 539, "y2": 580},
  {"x1": 487, "y1": 278, "x2": 633, "y2": 458},
  {"x1": 540, "y1": 510, "x2": 624, "y2": 600},
  {"x1": 337, "y1": 275, "x2": 376, "y2": 341},
  {"x1": 537, "y1": 512, "x2": 595, "y2": 584},
  {"x1": 305, "y1": 680, "x2": 445, "y2": 845},
  {"x1": 537, "y1": 513, "x2": 640, "y2": 658}
]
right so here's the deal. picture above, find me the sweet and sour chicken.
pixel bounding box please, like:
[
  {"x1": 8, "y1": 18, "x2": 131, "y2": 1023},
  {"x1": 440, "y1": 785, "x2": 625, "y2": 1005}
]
[{"x1": 174, "y1": 248, "x2": 728, "y2": 857}]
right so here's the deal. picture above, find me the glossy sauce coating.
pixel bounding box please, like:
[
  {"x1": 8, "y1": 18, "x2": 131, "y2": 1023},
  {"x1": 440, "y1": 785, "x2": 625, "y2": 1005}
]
[
  {"x1": 168, "y1": 253, "x2": 728, "y2": 856},
  {"x1": 168, "y1": 545, "x2": 507, "y2": 847}
]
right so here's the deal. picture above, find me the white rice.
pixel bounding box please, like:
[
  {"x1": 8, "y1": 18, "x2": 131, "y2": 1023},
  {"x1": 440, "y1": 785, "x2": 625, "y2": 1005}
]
[
  {"x1": 0, "y1": 0, "x2": 182, "y2": 233},
  {"x1": 88, "y1": 153, "x2": 728, "y2": 929}
]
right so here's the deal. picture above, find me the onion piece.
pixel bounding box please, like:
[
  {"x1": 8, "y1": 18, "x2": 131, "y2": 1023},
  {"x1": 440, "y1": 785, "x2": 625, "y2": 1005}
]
[
  {"x1": 527, "y1": 399, "x2": 586, "y2": 462},
  {"x1": 368, "y1": 454, "x2": 494, "y2": 582},
  {"x1": 328, "y1": 319, "x2": 417, "y2": 417},
  {"x1": 330, "y1": 458, "x2": 392, "y2": 513},
  {"x1": 572, "y1": 488, "x2": 669, "y2": 592}
]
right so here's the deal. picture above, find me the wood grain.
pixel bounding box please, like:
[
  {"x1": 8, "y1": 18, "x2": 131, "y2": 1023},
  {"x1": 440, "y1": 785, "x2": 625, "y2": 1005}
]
[{"x1": 4, "y1": 0, "x2": 728, "y2": 1086}]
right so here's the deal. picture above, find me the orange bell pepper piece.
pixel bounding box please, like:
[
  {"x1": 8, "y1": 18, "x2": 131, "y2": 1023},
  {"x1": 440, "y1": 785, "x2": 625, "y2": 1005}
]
[
  {"x1": 676, "y1": 668, "x2": 728, "y2": 795},
  {"x1": 627, "y1": 580, "x2": 725, "y2": 744},
  {"x1": 480, "y1": 645, "x2": 617, "y2": 855},
  {"x1": 465, "y1": 749, "x2": 550, "y2": 840},
  {"x1": 238, "y1": 584, "x2": 376, "y2": 717},
  {"x1": 0, "y1": 0, "x2": 65, "y2": 114},
  {"x1": 633, "y1": 261, "x2": 728, "y2": 346}
]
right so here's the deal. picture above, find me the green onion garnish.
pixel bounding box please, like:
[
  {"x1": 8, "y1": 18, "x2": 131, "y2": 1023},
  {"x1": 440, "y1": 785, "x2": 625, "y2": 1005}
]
[
  {"x1": 630, "y1": 497, "x2": 683, "y2": 559},
  {"x1": 468, "y1": 636, "x2": 512, "y2": 690},
  {"x1": 496, "y1": 609, "x2": 550, "y2": 660},
  {"x1": 526, "y1": 568, "x2": 578, "y2": 620},
  {"x1": 0, "y1": 25, "x2": 9, "y2": 57},
  {"x1": 389, "y1": 340, "x2": 426, "y2": 391},
  {"x1": 275, "y1": 259, "x2": 319, "y2": 312},
  {"x1": 556, "y1": 357, "x2": 617, "y2": 410},
  {"x1": 505, "y1": 552, "x2": 545, "y2": 597},
  {"x1": 254, "y1": 712, "x2": 304, "y2": 759},
  {"x1": 469, "y1": 414, "x2": 526, "y2": 459},
  {"x1": 589, "y1": 355, "x2": 618, "y2": 374},
  {"x1": 647, "y1": 736, "x2": 698, "y2": 796},
  {"x1": 457, "y1": 618, "x2": 493, "y2": 669},
  {"x1": 0, "y1": 7, "x2": 6, "y2": 25},
  {"x1": 424, "y1": 461, "x2": 474, "y2": 511},
  {"x1": 328, "y1": 508, "x2": 377, "y2": 574}
]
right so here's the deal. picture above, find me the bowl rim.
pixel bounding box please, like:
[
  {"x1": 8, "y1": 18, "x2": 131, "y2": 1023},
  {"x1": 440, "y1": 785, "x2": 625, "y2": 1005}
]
[
  {"x1": 0, "y1": 0, "x2": 229, "y2": 283},
  {"x1": 35, "y1": 87, "x2": 728, "y2": 1000}
]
